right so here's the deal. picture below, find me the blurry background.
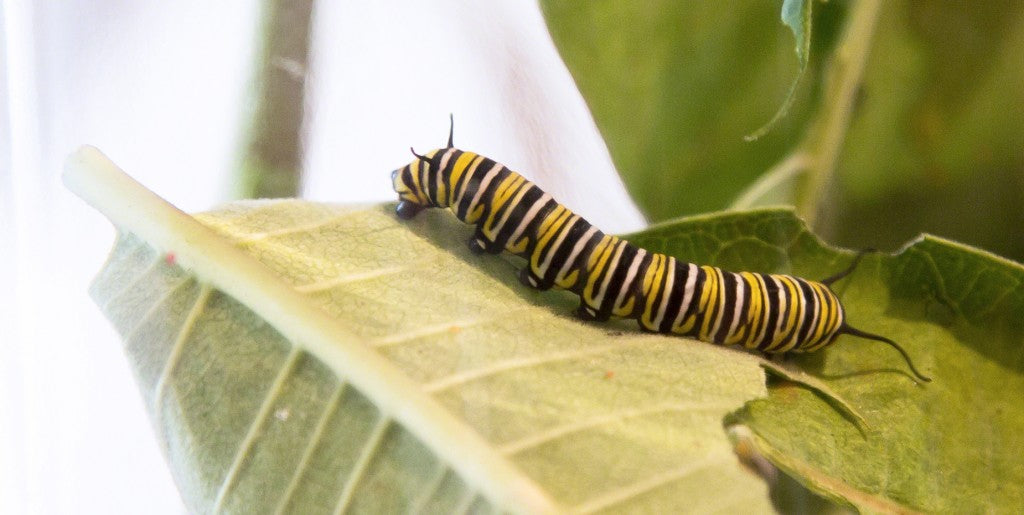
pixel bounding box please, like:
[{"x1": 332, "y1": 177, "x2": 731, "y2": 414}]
[
  {"x1": 1, "y1": 1, "x2": 641, "y2": 512},
  {"x1": 3, "y1": 0, "x2": 1022, "y2": 513}
]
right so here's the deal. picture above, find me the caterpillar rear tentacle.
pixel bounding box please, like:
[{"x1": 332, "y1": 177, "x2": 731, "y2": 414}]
[{"x1": 390, "y1": 121, "x2": 931, "y2": 384}]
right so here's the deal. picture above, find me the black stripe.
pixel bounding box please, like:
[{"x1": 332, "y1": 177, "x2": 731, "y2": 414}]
[
  {"x1": 599, "y1": 242, "x2": 641, "y2": 315},
  {"x1": 656, "y1": 259, "x2": 687, "y2": 331},
  {"x1": 455, "y1": 157, "x2": 503, "y2": 220},
  {"x1": 558, "y1": 226, "x2": 604, "y2": 294},
  {"x1": 492, "y1": 185, "x2": 548, "y2": 251},
  {"x1": 713, "y1": 271, "x2": 738, "y2": 344},
  {"x1": 684, "y1": 267, "x2": 709, "y2": 340},
  {"x1": 794, "y1": 279, "x2": 817, "y2": 347},
  {"x1": 757, "y1": 275, "x2": 781, "y2": 350}
]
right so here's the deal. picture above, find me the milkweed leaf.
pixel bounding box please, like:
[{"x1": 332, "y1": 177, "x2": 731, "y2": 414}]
[
  {"x1": 68, "y1": 147, "x2": 773, "y2": 513},
  {"x1": 68, "y1": 147, "x2": 1024, "y2": 512}
]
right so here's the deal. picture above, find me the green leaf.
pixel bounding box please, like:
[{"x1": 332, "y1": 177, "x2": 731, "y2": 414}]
[
  {"x1": 539, "y1": 1, "x2": 833, "y2": 221},
  {"x1": 628, "y1": 210, "x2": 1024, "y2": 511},
  {"x1": 744, "y1": 0, "x2": 814, "y2": 141},
  {"x1": 69, "y1": 148, "x2": 774, "y2": 513},
  {"x1": 730, "y1": 238, "x2": 1024, "y2": 512},
  {"x1": 69, "y1": 148, "x2": 1024, "y2": 511},
  {"x1": 831, "y1": 2, "x2": 1024, "y2": 261},
  {"x1": 781, "y1": 0, "x2": 813, "y2": 66}
]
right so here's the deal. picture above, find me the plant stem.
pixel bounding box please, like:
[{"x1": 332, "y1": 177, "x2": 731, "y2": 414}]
[
  {"x1": 796, "y1": 0, "x2": 882, "y2": 225},
  {"x1": 730, "y1": 152, "x2": 813, "y2": 210},
  {"x1": 236, "y1": 0, "x2": 315, "y2": 199}
]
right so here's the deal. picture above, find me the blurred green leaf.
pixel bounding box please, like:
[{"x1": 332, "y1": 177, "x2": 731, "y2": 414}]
[
  {"x1": 782, "y1": 0, "x2": 813, "y2": 66},
  {"x1": 745, "y1": 0, "x2": 814, "y2": 141},
  {"x1": 542, "y1": 1, "x2": 1024, "y2": 260},
  {"x1": 539, "y1": 0, "x2": 844, "y2": 221},
  {"x1": 830, "y1": 1, "x2": 1024, "y2": 261}
]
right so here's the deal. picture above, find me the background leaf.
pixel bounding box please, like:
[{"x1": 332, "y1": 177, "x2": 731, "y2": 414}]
[
  {"x1": 628, "y1": 215, "x2": 1024, "y2": 512},
  {"x1": 745, "y1": 0, "x2": 814, "y2": 141},
  {"x1": 539, "y1": 0, "x2": 840, "y2": 221},
  {"x1": 540, "y1": 0, "x2": 1024, "y2": 261}
]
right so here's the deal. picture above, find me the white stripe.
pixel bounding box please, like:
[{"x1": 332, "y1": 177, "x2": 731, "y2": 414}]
[
  {"x1": 652, "y1": 256, "x2": 676, "y2": 329},
  {"x1": 805, "y1": 281, "x2": 822, "y2": 348},
  {"x1": 453, "y1": 155, "x2": 482, "y2": 206},
  {"x1": 489, "y1": 181, "x2": 534, "y2": 238},
  {"x1": 464, "y1": 163, "x2": 504, "y2": 217},
  {"x1": 556, "y1": 226, "x2": 599, "y2": 283},
  {"x1": 771, "y1": 276, "x2": 787, "y2": 349},
  {"x1": 729, "y1": 273, "x2": 746, "y2": 341},
  {"x1": 672, "y1": 263, "x2": 699, "y2": 330},
  {"x1": 594, "y1": 240, "x2": 627, "y2": 305},
  {"x1": 752, "y1": 274, "x2": 772, "y2": 346},
  {"x1": 436, "y1": 148, "x2": 457, "y2": 204},
  {"x1": 708, "y1": 269, "x2": 728, "y2": 340},
  {"x1": 538, "y1": 214, "x2": 579, "y2": 275},
  {"x1": 506, "y1": 193, "x2": 551, "y2": 249},
  {"x1": 613, "y1": 248, "x2": 646, "y2": 313},
  {"x1": 782, "y1": 277, "x2": 804, "y2": 350}
]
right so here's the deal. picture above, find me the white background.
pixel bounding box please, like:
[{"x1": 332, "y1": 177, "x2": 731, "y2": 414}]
[{"x1": 2, "y1": 1, "x2": 644, "y2": 513}]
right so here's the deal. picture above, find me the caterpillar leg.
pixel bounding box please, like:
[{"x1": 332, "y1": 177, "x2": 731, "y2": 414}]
[
  {"x1": 395, "y1": 201, "x2": 424, "y2": 220},
  {"x1": 574, "y1": 303, "x2": 610, "y2": 322},
  {"x1": 466, "y1": 235, "x2": 487, "y2": 255},
  {"x1": 518, "y1": 268, "x2": 552, "y2": 291},
  {"x1": 635, "y1": 319, "x2": 659, "y2": 333},
  {"x1": 467, "y1": 229, "x2": 504, "y2": 255}
]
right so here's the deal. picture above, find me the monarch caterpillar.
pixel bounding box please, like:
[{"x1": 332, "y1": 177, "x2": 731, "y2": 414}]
[{"x1": 390, "y1": 119, "x2": 931, "y2": 383}]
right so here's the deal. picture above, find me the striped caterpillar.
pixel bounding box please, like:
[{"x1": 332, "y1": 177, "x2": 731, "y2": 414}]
[{"x1": 390, "y1": 122, "x2": 930, "y2": 383}]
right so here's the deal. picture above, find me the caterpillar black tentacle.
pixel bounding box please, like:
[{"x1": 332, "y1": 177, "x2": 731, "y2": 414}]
[{"x1": 390, "y1": 124, "x2": 931, "y2": 383}]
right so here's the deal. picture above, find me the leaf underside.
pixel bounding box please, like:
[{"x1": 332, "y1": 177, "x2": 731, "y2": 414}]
[
  {"x1": 91, "y1": 201, "x2": 1024, "y2": 513},
  {"x1": 92, "y1": 201, "x2": 774, "y2": 513}
]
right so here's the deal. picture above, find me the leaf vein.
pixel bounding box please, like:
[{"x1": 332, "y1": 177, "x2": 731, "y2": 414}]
[
  {"x1": 332, "y1": 416, "x2": 392, "y2": 514},
  {"x1": 571, "y1": 457, "x2": 719, "y2": 514},
  {"x1": 153, "y1": 285, "x2": 213, "y2": 435},
  {"x1": 212, "y1": 347, "x2": 303, "y2": 512},
  {"x1": 274, "y1": 380, "x2": 348, "y2": 515},
  {"x1": 422, "y1": 342, "x2": 637, "y2": 392},
  {"x1": 499, "y1": 402, "x2": 732, "y2": 455}
]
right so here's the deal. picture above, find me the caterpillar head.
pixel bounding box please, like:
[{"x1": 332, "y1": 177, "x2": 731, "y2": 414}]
[
  {"x1": 393, "y1": 115, "x2": 456, "y2": 220},
  {"x1": 391, "y1": 148, "x2": 441, "y2": 219}
]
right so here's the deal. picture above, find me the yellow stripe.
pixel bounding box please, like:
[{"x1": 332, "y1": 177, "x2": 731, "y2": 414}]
[
  {"x1": 724, "y1": 272, "x2": 758, "y2": 346},
  {"x1": 614, "y1": 296, "x2": 635, "y2": 317},
  {"x1": 641, "y1": 254, "x2": 666, "y2": 329},
  {"x1": 409, "y1": 160, "x2": 427, "y2": 204},
  {"x1": 805, "y1": 283, "x2": 827, "y2": 346},
  {"x1": 698, "y1": 266, "x2": 720, "y2": 341},
  {"x1": 807, "y1": 283, "x2": 840, "y2": 349},
  {"x1": 748, "y1": 273, "x2": 772, "y2": 348},
  {"x1": 777, "y1": 276, "x2": 803, "y2": 351},
  {"x1": 483, "y1": 174, "x2": 526, "y2": 237},
  {"x1": 738, "y1": 272, "x2": 763, "y2": 348},
  {"x1": 446, "y1": 152, "x2": 478, "y2": 207},
  {"x1": 583, "y1": 236, "x2": 618, "y2": 303},
  {"x1": 530, "y1": 206, "x2": 570, "y2": 270}
]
